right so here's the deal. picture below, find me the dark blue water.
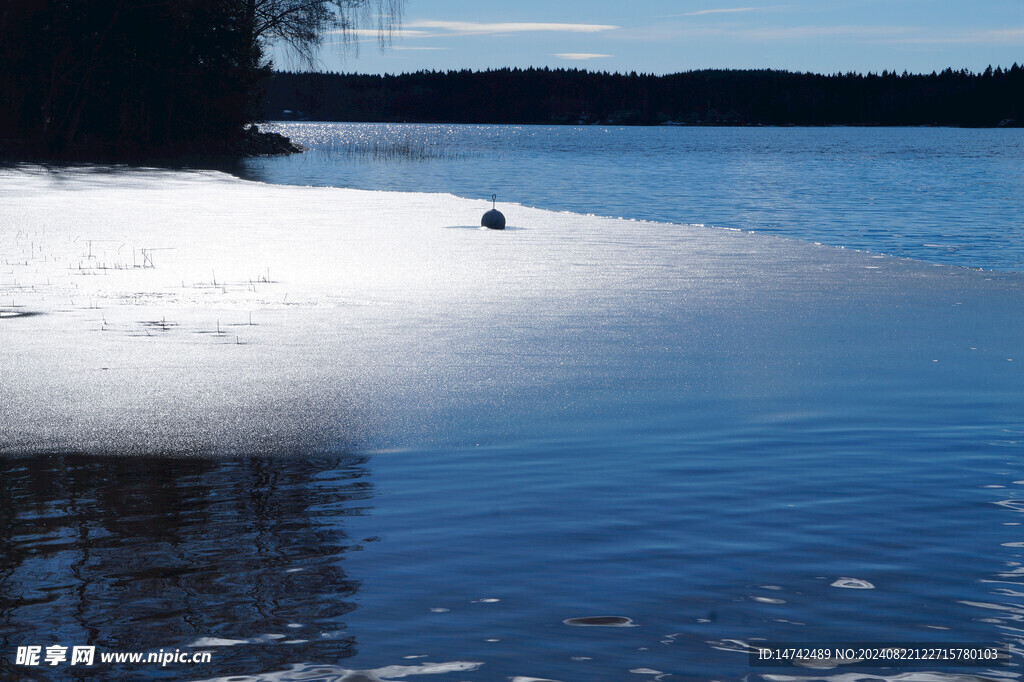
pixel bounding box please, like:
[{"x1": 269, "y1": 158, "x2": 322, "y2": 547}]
[
  {"x1": 242, "y1": 123, "x2": 1024, "y2": 272},
  {"x1": 3, "y1": 130, "x2": 1024, "y2": 681}
]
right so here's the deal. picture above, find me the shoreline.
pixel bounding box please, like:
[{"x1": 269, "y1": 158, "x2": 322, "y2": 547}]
[{"x1": 268, "y1": 119, "x2": 1024, "y2": 129}]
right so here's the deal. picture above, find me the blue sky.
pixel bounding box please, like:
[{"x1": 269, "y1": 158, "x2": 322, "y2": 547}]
[{"x1": 271, "y1": 0, "x2": 1024, "y2": 75}]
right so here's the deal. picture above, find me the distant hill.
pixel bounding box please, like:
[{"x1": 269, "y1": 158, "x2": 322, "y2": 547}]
[{"x1": 261, "y1": 66, "x2": 1024, "y2": 127}]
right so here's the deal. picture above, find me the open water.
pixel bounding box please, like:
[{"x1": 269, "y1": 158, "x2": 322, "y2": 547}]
[
  {"x1": 243, "y1": 123, "x2": 1024, "y2": 272},
  {"x1": 2, "y1": 125, "x2": 1024, "y2": 681}
]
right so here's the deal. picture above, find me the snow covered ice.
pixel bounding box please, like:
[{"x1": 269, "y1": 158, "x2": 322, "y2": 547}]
[{"x1": 1, "y1": 165, "x2": 1022, "y2": 456}]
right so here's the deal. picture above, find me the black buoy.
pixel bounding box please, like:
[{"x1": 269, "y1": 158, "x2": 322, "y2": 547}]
[{"x1": 481, "y1": 193, "x2": 506, "y2": 230}]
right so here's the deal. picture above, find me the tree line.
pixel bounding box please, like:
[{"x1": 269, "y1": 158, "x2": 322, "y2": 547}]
[
  {"x1": 0, "y1": 0, "x2": 400, "y2": 159},
  {"x1": 263, "y1": 66, "x2": 1024, "y2": 127}
]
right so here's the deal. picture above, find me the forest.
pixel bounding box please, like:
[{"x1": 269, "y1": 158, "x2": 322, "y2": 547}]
[{"x1": 263, "y1": 66, "x2": 1024, "y2": 128}]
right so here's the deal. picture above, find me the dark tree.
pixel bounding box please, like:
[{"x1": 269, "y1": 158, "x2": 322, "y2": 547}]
[
  {"x1": 0, "y1": 0, "x2": 401, "y2": 159},
  {"x1": 245, "y1": 0, "x2": 402, "y2": 63}
]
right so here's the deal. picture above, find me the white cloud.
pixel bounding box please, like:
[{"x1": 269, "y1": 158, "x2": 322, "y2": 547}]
[
  {"x1": 733, "y1": 24, "x2": 1024, "y2": 44},
  {"x1": 742, "y1": 25, "x2": 915, "y2": 39},
  {"x1": 326, "y1": 28, "x2": 430, "y2": 38},
  {"x1": 615, "y1": 23, "x2": 917, "y2": 42},
  {"x1": 660, "y1": 5, "x2": 790, "y2": 18},
  {"x1": 403, "y1": 20, "x2": 619, "y2": 35},
  {"x1": 894, "y1": 27, "x2": 1024, "y2": 45},
  {"x1": 554, "y1": 53, "x2": 613, "y2": 60},
  {"x1": 679, "y1": 7, "x2": 760, "y2": 16},
  {"x1": 617, "y1": 20, "x2": 1024, "y2": 46}
]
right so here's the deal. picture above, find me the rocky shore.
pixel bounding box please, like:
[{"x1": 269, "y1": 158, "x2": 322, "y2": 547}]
[{"x1": 233, "y1": 126, "x2": 306, "y2": 156}]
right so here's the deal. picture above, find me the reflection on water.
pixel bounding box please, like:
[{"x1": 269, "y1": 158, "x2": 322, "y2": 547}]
[
  {"x1": 0, "y1": 455, "x2": 372, "y2": 680},
  {"x1": 3, "y1": 432, "x2": 1024, "y2": 679},
  {"x1": 260, "y1": 123, "x2": 480, "y2": 163},
  {"x1": 194, "y1": 660, "x2": 485, "y2": 682}
]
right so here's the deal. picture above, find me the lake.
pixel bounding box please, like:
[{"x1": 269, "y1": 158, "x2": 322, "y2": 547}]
[
  {"x1": 242, "y1": 123, "x2": 1024, "y2": 272},
  {"x1": 2, "y1": 125, "x2": 1023, "y2": 682}
]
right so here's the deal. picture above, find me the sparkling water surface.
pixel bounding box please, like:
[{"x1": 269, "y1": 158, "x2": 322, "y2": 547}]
[
  {"x1": 2, "y1": 127, "x2": 1024, "y2": 681},
  {"x1": 243, "y1": 123, "x2": 1024, "y2": 272}
]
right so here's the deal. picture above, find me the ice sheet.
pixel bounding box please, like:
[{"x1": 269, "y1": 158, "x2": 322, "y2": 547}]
[{"x1": 1, "y1": 165, "x2": 1022, "y2": 455}]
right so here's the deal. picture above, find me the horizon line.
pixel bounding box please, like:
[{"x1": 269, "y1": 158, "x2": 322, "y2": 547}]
[{"x1": 270, "y1": 62, "x2": 1023, "y2": 78}]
